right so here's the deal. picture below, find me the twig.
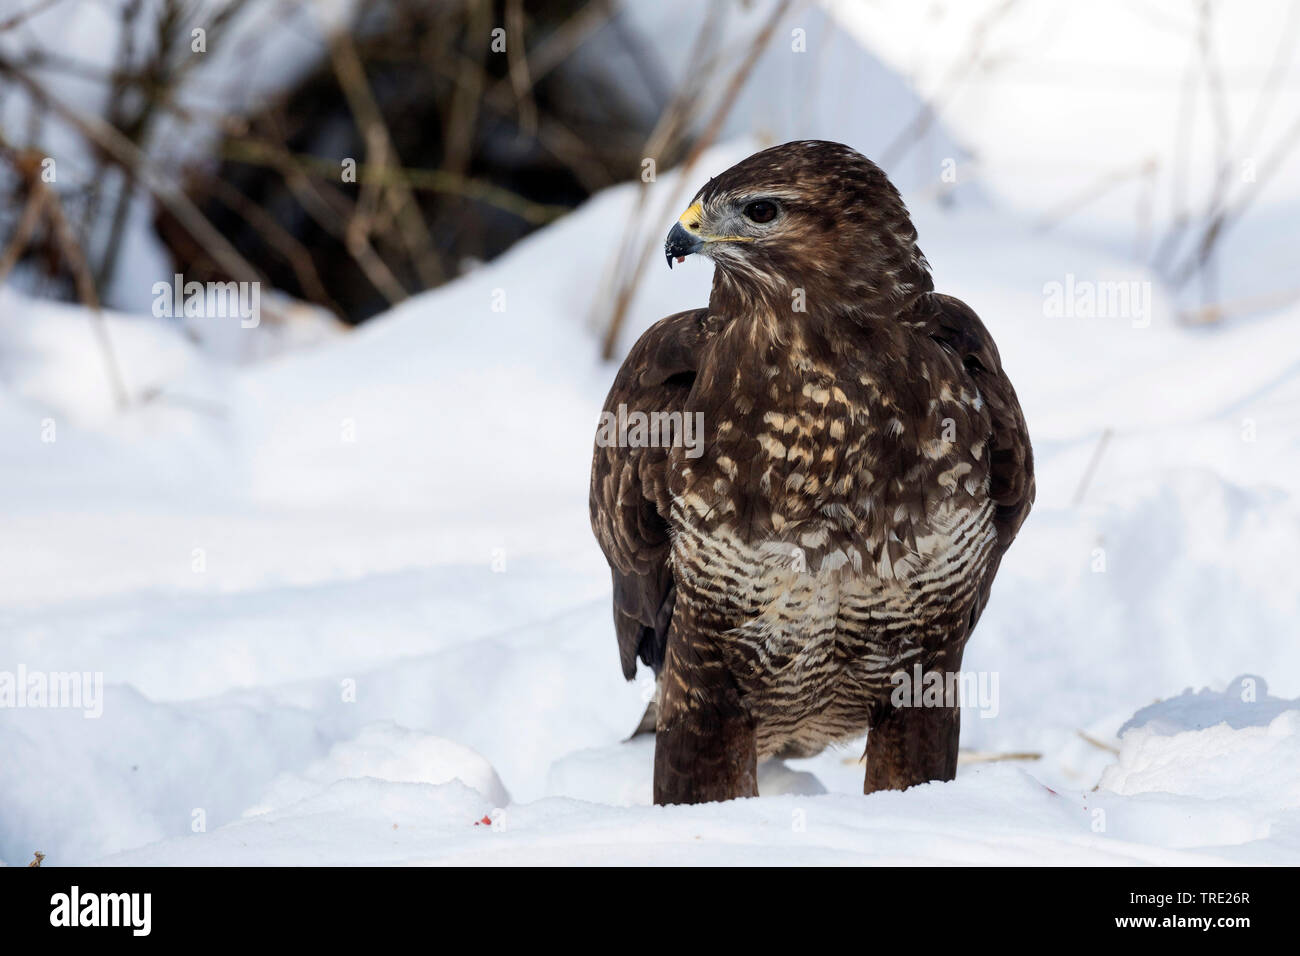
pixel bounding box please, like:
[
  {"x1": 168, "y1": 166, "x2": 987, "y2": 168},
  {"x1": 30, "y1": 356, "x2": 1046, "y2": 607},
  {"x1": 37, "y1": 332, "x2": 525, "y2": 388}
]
[
  {"x1": 0, "y1": 184, "x2": 48, "y2": 283},
  {"x1": 229, "y1": 109, "x2": 407, "y2": 307},
  {"x1": 204, "y1": 176, "x2": 342, "y2": 315},
  {"x1": 957, "y1": 749, "x2": 1042, "y2": 765},
  {"x1": 1177, "y1": 285, "x2": 1300, "y2": 326},
  {"x1": 1076, "y1": 730, "x2": 1120, "y2": 756},
  {"x1": 220, "y1": 139, "x2": 570, "y2": 225},
  {"x1": 95, "y1": 0, "x2": 250, "y2": 289},
  {"x1": 1033, "y1": 159, "x2": 1156, "y2": 235},
  {"x1": 0, "y1": 59, "x2": 268, "y2": 291},
  {"x1": 27, "y1": 163, "x2": 132, "y2": 409},
  {"x1": 0, "y1": 0, "x2": 62, "y2": 32},
  {"x1": 879, "y1": 0, "x2": 1020, "y2": 169},
  {"x1": 139, "y1": 387, "x2": 230, "y2": 418},
  {"x1": 1185, "y1": 0, "x2": 1231, "y2": 305},
  {"x1": 442, "y1": 0, "x2": 491, "y2": 178},
  {"x1": 1072, "y1": 427, "x2": 1113, "y2": 507},
  {"x1": 329, "y1": 27, "x2": 443, "y2": 289},
  {"x1": 1232, "y1": 0, "x2": 1300, "y2": 164},
  {"x1": 504, "y1": 0, "x2": 538, "y2": 139},
  {"x1": 489, "y1": 0, "x2": 615, "y2": 105},
  {"x1": 0, "y1": 135, "x2": 129, "y2": 407},
  {"x1": 1133, "y1": 157, "x2": 1158, "y2": 261},
  {"x1": 582, "y1": 2, "x2": 725, "y2": 359},
  {"x1": 1170, "y1": 108, "x2": 1300, "y2": 289},
  {"x1": 599, "y1": 0, "x2": 793, "y2": 359},
  {"x1": 843, "y1": 748, "x2": 1042, "y2": 766},
  {"x1": 430, "y1": 43, "x2": 615, "y2": 191},
  {"x1": 1149, "y1": 42, "x2": 1201, "y2": 272},
  {"x1": 1163, "y1": 2, "x2": 1300, "y2": 295}
]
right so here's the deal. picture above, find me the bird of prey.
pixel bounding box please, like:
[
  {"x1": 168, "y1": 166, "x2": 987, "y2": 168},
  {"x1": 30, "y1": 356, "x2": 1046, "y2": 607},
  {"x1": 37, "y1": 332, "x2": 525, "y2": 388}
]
[{"x1": 590, "y1": 141, "x2": 1034, "y2": 805}]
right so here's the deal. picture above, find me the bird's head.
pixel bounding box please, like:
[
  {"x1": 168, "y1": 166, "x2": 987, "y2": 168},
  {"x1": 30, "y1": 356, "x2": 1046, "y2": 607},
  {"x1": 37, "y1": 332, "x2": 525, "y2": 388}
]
[{"x1": 665, "y1": 140, "x2": 931, "y2": 314}]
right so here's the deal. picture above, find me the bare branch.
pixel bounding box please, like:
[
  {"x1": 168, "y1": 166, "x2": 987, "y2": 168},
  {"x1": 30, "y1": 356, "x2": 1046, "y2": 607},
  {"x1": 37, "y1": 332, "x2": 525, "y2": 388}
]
[
  {"x1": 599, "y1": 0, "x2": 796, "y2": 359},
  {"x1": 329, "y1": 26, "x2": 443, "y2": 288},
  {"x1": 0, "y1": 182, "x2": 48, "y2": 283},
  {"x1": 220, "y1": 139, "x2": 571, "y2": 225},
  {"x1": 0, "y1": 0, "x2": 63, "y2": 33},
  {"x1": 0, "y1": 59, "x2": 267, "y2": 290},
  {"x1": 880, "y1": 0, "x2": 1020, "y2": 170}
]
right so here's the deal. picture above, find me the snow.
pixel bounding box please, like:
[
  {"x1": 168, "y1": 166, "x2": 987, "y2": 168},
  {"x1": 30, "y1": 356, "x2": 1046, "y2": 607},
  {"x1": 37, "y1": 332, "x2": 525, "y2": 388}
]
[
  {"x1": 96, "y1": 767, "x2": 1241, "y2": 867},
  {"x1": 247, "y1": 722, "x2": 511, "y2": 814},
  {"x1": 2, "y1": 2, "x2": 1299, "y2": 866},
  {"x1": 1097, "y1": 682, "x2": 1300, "y2": 857},
  {"x1": 827, "y1": 0, "x2": 1300, "y2": 312}
]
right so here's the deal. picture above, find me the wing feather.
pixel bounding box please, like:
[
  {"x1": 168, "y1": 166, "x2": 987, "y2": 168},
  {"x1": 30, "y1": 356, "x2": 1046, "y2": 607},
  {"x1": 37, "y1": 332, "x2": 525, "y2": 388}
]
[
  {"x1": 590, "y1": 309, "x2": 709, "y2": 679},
  {"x1": 917, "y1": 292, "x2": 1035, "y2": 632}
]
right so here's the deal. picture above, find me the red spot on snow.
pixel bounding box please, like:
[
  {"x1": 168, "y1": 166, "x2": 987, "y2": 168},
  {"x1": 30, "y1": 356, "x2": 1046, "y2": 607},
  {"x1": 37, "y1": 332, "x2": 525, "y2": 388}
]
[{"x1": 473, "y1": 815, "x2": 493, "y2": 826}]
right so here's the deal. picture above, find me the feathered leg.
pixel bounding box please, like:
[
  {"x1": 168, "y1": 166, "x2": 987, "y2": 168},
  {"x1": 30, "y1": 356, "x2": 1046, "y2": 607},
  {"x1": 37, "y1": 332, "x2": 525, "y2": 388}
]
[
  {"x1": 653, "y1": 619, "x2": 757, "y2": 805},
  {"x1": 864, "y1": 698, "x2": 961, "y2": 794}
]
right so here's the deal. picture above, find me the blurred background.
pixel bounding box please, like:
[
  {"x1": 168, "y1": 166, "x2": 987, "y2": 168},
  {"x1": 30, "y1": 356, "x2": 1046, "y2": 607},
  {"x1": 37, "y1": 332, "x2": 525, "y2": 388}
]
[
  {"x1": 3, "y1": 1, "x2": 1297, "y2": 345},
  {"x1": 1, "y1": 0, "x2": 1299, "y2": 865}
]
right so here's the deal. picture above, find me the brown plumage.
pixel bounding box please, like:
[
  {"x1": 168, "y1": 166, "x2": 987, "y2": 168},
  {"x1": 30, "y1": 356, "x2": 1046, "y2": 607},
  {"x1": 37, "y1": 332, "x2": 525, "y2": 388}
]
[{"x1": 590, "y1": 141, "x2": 1034, "y2": 805}]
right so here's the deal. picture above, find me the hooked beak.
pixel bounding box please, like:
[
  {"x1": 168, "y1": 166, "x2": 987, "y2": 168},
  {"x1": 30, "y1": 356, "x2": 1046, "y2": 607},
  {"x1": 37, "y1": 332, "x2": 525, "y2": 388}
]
[
  {"x1": 665, "y1": 201, "x2": 706, "y2": 268},
  {"x1": 665, "y1": 221, "x2": 702, "y2": 269}
]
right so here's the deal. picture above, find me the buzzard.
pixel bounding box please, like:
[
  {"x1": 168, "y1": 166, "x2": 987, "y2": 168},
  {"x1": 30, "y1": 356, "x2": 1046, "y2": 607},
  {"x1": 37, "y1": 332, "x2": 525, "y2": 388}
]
[{"x1": 590, "y1": 141, "x2": 1034, "y2": 805}]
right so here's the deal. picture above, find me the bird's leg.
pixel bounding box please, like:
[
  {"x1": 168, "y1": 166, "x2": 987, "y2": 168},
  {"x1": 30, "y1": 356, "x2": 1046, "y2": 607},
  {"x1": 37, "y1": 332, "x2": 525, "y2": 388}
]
[
  {"x1": 863, "y1": 697, "x2": 961, "y2": 794},
  {"x1": 654, "y1": 698, "x2": 757, "y2": 805},
  {"x1": 653, "y1": 626, "x2": 757, "y2": 805}
]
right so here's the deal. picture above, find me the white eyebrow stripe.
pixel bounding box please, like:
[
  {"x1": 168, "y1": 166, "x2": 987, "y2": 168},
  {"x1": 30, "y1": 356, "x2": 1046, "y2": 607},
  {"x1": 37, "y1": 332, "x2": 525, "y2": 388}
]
[{"x1": 728, "y1": 190, "x2": 804, "y2": 203}]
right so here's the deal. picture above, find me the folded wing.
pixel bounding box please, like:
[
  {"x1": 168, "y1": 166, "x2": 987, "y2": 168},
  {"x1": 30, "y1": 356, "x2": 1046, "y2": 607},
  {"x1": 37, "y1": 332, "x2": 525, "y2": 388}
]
[{"x1": 589, "y1": 309, "x2": 710, "y2": 679}]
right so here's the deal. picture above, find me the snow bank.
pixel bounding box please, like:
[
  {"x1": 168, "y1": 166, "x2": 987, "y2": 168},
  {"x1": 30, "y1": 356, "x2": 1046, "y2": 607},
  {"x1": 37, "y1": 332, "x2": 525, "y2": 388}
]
[
  {"x1": 248, "y1": 722, "x2": 510, "y2": 813},
  {"x1": 99, "y1": 760, "x2": 1246, "y2": 867},
  {"x1": 91, "y1": 681, "x2": 1300, "y2": 865},
  {"x1": 1094, "y1": 681, "x2": 1300, "y2": 855}
]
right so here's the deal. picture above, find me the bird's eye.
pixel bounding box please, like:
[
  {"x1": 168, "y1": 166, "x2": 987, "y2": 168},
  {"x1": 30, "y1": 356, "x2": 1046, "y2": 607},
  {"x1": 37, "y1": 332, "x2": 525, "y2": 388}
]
[{"x1": 743, "y1": 200, "x2": 778, "y2": 224}]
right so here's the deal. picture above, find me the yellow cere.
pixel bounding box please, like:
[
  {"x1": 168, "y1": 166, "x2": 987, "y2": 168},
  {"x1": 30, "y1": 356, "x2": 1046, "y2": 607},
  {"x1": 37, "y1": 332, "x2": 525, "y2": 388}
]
[{"x1": 677, "y1": 202, "x2": 704, "y2": 232}]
